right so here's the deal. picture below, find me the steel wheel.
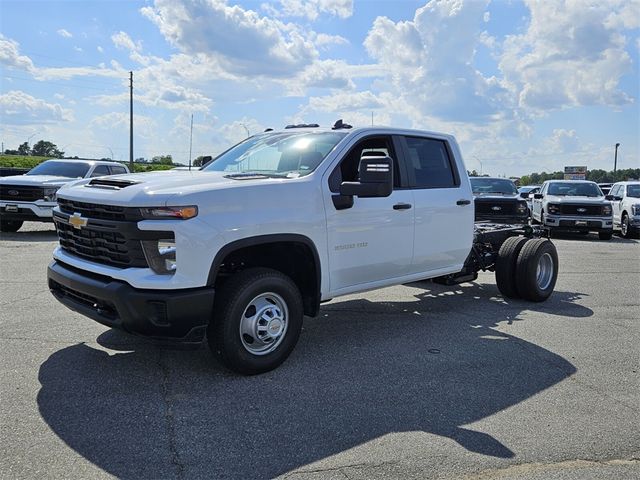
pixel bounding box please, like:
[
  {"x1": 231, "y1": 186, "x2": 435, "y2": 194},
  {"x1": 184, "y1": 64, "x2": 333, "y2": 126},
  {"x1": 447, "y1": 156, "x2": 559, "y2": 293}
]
[
  {"x1": 536, "y1": 252, "x2": 554, "y2": 291},
  {"x1": 239, "y1": 292, "x2": 289, "y2": 355}
]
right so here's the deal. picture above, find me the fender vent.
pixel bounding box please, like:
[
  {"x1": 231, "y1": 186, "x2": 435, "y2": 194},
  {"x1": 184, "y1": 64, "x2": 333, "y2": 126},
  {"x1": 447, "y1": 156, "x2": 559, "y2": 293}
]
[{"x1": 86, "y1": 178, "x2": 139, "y2": 190}]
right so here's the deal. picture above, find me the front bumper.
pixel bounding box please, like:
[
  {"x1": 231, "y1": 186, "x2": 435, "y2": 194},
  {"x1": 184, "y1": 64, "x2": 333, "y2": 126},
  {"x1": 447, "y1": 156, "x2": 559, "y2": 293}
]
[
  {"x1": 0, "y1": 201, "x2": 55, "y2": 222},
  {"x1": 544, "y1": 214, "x2": 613, "y2": 232},
  {"x1": 475, "y1": 213, "x2": 529, "y2": 225},
  {"x1": 48, "y1": 260, "x2": 214, "y2": 343}
]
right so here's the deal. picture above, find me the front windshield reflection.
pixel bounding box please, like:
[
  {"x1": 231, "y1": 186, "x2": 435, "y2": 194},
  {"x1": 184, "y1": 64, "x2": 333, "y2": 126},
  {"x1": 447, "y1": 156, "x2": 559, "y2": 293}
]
[{"x1": 202, "y1": 131, "x2": 346, "y2": 177}]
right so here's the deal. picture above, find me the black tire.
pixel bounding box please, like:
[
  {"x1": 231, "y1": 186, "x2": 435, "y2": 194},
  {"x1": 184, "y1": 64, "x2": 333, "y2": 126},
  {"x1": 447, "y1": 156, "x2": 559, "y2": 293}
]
[
  {"x1": 495, "y1": 236, "x2": 529, "y2": 299},
  {"x1": 515, "y1": 239, "x2": 559, "y2": 302},
  {"x1": 620, "y1": 213, "x2": 631, "y2": 238},
  {"x1": 208, "y1": 267, "x2": 304, "y2": 375},
  {"x1": 0, "y1": 220, "x2": 23, "y2": 232},
  {"x1": 598, "y1": 231, "x2": 613, "y2": 240}
]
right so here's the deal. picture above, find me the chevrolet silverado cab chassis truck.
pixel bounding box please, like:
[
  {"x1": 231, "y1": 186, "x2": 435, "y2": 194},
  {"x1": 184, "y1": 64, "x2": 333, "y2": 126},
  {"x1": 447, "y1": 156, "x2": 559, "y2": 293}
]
[{"x1": 47, "y1": 123, "x2": 559, "y2": 374}]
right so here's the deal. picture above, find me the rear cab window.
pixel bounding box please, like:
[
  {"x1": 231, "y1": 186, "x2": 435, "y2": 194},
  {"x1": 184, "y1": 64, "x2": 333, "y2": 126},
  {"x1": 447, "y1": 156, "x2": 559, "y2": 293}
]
[{"x1": 397, "y1": 136, "x2": 459, "y2": 189}]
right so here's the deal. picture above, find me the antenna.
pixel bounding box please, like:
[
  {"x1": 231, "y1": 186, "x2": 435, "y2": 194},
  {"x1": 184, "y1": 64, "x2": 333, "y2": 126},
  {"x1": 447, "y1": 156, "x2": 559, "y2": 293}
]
[{"x1": 188, "y1": 113, "x2": 194, "y2": 170}]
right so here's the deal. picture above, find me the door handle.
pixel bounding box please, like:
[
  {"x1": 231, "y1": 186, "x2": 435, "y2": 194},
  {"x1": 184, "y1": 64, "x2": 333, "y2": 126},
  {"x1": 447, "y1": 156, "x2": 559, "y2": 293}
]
[
  {"x1": 456, "y1": 199, "x2": 471, "y2": 206},
  {"x1": 393, "y1": 203, "x2": 412, "y2": 210}
]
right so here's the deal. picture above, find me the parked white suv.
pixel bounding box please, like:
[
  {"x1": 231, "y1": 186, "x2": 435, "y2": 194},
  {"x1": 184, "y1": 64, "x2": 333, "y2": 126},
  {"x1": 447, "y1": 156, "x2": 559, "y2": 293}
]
[
  {"x1": 609, "y1": 181, "x2": 640, "y2": 238},
  {"x1": 0, "y1": 159, "x2": 129, "y2": 232},
  {"x1": 47, "y1": 124, "x2": 559, "y2": 374},
  {"x1": 531, "y1": 180, "x2": 614, "y2": 240}
]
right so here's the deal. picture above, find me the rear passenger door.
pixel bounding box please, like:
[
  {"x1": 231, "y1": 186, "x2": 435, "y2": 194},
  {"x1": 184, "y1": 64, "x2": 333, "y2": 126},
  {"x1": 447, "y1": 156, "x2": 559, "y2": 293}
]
[{"x1": 398, "y1": 135, "x2": 474, "y2": 275}]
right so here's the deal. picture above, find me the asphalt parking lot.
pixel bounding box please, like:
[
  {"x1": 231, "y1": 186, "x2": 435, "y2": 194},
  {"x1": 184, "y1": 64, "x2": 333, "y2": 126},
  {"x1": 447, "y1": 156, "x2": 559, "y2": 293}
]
[{"x1": 1, "y1": 223, "x2": 639, "y2": 480}]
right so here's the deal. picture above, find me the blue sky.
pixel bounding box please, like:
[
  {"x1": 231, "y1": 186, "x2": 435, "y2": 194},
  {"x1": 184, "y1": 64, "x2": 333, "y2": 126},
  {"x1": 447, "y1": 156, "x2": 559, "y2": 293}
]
[{"x1": 1, "y1": 0, "x2": 638, "y2": 176}]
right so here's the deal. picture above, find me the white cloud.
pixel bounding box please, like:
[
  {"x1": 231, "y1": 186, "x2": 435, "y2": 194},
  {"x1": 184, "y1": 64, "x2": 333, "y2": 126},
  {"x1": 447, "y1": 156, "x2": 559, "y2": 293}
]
[
  {"x1": 0, "y1": 34, "x2": 35, "y2": 71},
  {"x1": 499, "y1": 0, "x2": 635, "y2": 111},
  {"x1": 73, "y1": 46, "x2": 83, "y2": 52},
  {"x1": 0, "y1": 90, "x2": 73, "y2": 125},
  {"x1": 111, "y1": 31, "x2": 142, "y2": 52},
  {"x1": 90, "y1": 112, "x2": 157, "y2": 139},
  {"x1": 141, "y1": 0, "x2": 319, "y2": 77},
  {"x1": 218, "y1": 118, "x2": 265, "y2": 145},
  {"x1": 364, "y1": 0, "x2": 505, "y2": 122},
  {"x1": 307, "y1": 91, "x2": 385, "y2": 112},
  {"x1": 314, "y1": 33, "x2": 349, "y2": 48},
  {"x1": 97, "y1": 46, "x2": 104, "y2": 53},
  {"x1": 262, "y1": 0, "x2": 353, "y2": 21},
  {"x1": 57, "y1": 29, "x2": 72, "y2": 38}
]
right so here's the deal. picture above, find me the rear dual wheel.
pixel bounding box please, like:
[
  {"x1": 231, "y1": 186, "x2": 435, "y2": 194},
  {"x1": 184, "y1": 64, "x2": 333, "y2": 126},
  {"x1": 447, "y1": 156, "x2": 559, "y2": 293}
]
[{"x1": 495, "y1": 237, "x2": 558, "y2": 302}]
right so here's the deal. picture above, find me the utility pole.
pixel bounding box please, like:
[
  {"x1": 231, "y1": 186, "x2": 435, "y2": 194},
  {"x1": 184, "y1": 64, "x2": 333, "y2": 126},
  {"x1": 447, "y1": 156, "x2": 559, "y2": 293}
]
[
  {"x1": 371, "y1": 111, "x2": 373, "y2": 126},
  {"x1": 614, "y1": 143, "x2": 620, "y2": 173},
  {"x1": 129, "y1": 71, "x2": 133, "y2": 170},
  {"x1": 188, "y1": 113, "x2": 194, "y2": 170}
]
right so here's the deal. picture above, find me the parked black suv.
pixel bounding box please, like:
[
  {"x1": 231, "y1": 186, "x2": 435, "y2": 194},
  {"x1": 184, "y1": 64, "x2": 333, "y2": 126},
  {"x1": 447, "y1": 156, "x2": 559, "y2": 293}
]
[{"x1": 471, "y1": 177, "x2": 529, "y2": 224}]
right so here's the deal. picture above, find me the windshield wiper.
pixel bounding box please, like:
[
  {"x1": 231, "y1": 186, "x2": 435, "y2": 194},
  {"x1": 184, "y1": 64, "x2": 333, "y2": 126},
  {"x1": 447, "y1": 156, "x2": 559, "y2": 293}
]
[{"x1": 224, "y1": 172, "x2": 290, "y2": 180}]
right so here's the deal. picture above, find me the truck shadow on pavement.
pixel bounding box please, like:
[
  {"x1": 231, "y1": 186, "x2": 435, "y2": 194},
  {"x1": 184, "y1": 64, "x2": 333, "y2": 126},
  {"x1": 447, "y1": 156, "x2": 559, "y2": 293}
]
[
  {"x1": 37, "y1": 282, "x2": 590, "y2": 479},
  {"x1": 0, "y1": 229, "x2": 58, "y2": 242}
]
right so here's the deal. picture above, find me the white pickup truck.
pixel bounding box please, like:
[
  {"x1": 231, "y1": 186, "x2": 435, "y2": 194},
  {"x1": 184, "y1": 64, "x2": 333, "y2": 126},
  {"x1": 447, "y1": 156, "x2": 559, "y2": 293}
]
[
  {"x1": 0, "y1": 159, "x2": 129, "y2": 232},
  {"x1": 47, "y1": 124, "x2": 559, "y2": 374}
]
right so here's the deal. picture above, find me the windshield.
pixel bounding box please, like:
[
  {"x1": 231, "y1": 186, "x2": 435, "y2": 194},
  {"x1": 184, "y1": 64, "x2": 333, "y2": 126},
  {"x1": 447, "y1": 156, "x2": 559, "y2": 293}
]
[
  {"x1": 547, "y1": 182, "x2": 602, "y2": 197},
  {"x1": 202, "y1": 131, "x2": 346, "y2": 177},
  {"x1": 627, "y1": 184, "x2": 640, "y2": 198},
  {"x1": 27, "y1": 161, "x2": 90, "y2": 178},
  {"x1": 470, "y1": 178, "x2": 518, "y2": 195}
]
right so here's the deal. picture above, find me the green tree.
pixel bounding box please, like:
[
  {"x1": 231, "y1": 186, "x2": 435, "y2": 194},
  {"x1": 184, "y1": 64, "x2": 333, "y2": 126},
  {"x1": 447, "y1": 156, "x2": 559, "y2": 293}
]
[
  {"x1": 31, "y1": 140, "x2": 64, "y2": 158},
  {"x1": 151, "y1": 155, "x2": 173, "y2": 165},
  {"x1": 17, "y1": 142, "x2": 31, "y2": 155}
]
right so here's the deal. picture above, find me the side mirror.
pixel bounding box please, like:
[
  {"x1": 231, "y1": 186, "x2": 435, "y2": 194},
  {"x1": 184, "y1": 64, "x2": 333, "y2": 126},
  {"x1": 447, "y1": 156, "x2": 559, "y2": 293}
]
[
  {"x1": 339, "y1": 156, "x2": 393, "y2": 198},
  {"x1": 519, "y1": 192, "x2": 529, "y2": 199},
  {"x1": 604, "y1": 194, "x2": 614, "y2": 201},
  {"x1": 533, "y1": 193, "x2": 543, "y2": 199},
  {"x1": 614, "y1": 196, "x2": 623, "y2": 201}
]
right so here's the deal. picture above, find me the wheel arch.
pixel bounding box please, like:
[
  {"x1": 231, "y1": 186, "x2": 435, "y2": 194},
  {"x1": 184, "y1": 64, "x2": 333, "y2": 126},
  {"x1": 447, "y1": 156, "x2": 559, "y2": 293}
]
[{"x1": 207, "y1": 234, "x2": 322, "y2": 317}]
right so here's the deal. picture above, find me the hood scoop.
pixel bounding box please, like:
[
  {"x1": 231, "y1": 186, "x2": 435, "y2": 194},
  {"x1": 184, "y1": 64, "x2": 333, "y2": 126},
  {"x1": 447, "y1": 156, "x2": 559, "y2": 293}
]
[{"x1": 86, "y1": 178, "x2": 140, "y2": 190}]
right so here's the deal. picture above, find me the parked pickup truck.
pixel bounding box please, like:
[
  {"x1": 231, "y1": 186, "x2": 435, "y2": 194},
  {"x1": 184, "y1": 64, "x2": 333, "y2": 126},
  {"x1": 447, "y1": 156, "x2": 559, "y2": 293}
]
[
  {"x1": 531, "y1": 180, "x2": 614, "y2": 240},
  {"x1": 47, "y1": 123, "x2": 559, "y2": 374},
  {"x1": 609, "y1": 181, "x2": 640, "y2": 238},
  {"x1": 470, "y1": 177, "x2": 529, "y2": 224},
  {"x1": 0, "y1": 159, "x2": 129, "y2": 232}
]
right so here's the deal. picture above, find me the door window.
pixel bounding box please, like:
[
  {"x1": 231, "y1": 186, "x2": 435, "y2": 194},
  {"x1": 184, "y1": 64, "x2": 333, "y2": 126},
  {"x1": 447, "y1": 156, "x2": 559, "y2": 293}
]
[
  {"x1": 399, "y1": 136, "x2": 458, "y2": 189},
  {"x1": 328, "y1": 136, "x2": 401, "y2": 192},
  {"x1": 90, "y1": 165, "x2": 110, "y2": 177},
  {"x1": 109, "y1": 165, "x2": 127, "y2": 175}
]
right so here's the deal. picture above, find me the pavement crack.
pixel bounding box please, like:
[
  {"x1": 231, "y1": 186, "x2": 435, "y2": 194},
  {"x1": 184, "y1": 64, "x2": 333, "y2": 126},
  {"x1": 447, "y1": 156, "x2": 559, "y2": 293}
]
[
  {"x1": 0, "y1": 289, "x2": 49, "y2": 307},
  {"x1": 460, "y1": 457, "x2": 640, "y2": 479},
  {"x1": 282, "y1": 460, "x2": 398, "y2": 479},
  {"x1": 158, "y1": 349, "x2": 185, "y2": 480}
]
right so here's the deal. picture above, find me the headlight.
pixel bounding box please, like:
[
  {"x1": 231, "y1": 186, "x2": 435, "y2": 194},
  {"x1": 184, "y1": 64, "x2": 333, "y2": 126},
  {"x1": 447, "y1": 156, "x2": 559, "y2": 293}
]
[
  {"x1": 631, "y1": 204, "x2": 640, "y2": 215},
  {"x1": 141, "y1": 238, "x2": 176, "y2": 274},
  {"x1": 602, "y1": 204, "x2": 612, "y2": 215},
  {"x1": 140, "y1": 206, "x2": 198, "y2": 219},
  {"x1": 516, "y1": 201, "x2": 528, "y2": 213},
  {"x1": 43, "y1": 187, "x2": 59, "y2": 202},
  {"x1": 547, "y1": 203, "x2": 561, "y2": 214}
]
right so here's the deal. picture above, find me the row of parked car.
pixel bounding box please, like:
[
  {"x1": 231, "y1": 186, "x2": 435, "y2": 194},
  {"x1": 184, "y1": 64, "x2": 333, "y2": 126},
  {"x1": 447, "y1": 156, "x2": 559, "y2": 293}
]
[
  {"x1": 1, "y1": 159, "x2": 639, "y2": 240},
  {"x1": 470, "y1": 176, "x2": 640, "y2": 239}
]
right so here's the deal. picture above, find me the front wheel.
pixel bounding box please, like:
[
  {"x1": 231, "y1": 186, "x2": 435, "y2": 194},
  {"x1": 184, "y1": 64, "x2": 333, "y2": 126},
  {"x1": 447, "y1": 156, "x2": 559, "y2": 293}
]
[
  {"x1": 208, "y1": 267, "x2": 304, "y2": 375},
  {"x1": 0, "y1": 219, "x2": 23, "y2": 232},
  {"x1": 598, "y1": 231, "x2": 613, "y2": 241},
  {"x1": 515, "y1": 239, "x2": 559, "y2": 302}
]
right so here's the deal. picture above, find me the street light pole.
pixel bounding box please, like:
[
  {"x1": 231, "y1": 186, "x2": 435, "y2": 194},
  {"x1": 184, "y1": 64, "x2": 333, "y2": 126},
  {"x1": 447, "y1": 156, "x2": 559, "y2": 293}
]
[
  {"x1": 240, "y1": 123, "x2": 250, "y2": 138},
  {"x1": 614, "y1": 143, "x2": 620, "y2": 173}
]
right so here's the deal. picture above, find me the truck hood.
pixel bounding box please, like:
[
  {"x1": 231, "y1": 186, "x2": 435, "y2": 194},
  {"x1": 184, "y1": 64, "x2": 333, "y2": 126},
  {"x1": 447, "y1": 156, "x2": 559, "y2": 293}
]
[
  {"x1": 0, "y1": 175, "x2": 77, "y2": 187},
  {"x1": 545, "y1": 195, "x2": 607, "y2": 204},
  {"x1": 473, "y1": 193, "x2": 519, "y2": 201},
  {"x1": 56, "y1": 170, "x2": 294, "y2": 206}
]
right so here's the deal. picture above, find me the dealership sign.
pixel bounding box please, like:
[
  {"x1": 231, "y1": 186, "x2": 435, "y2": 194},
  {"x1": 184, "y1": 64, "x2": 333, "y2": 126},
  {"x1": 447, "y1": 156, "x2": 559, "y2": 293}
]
[{"x1": 564, "y1": 166, "x2": 587, "y2": 180}]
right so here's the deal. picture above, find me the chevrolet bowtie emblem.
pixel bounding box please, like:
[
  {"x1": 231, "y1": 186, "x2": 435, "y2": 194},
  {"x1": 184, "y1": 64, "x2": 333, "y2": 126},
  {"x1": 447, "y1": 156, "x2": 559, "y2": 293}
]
[{"x1": 69, "y1": 213, "x2": 88, "y2": 230}]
